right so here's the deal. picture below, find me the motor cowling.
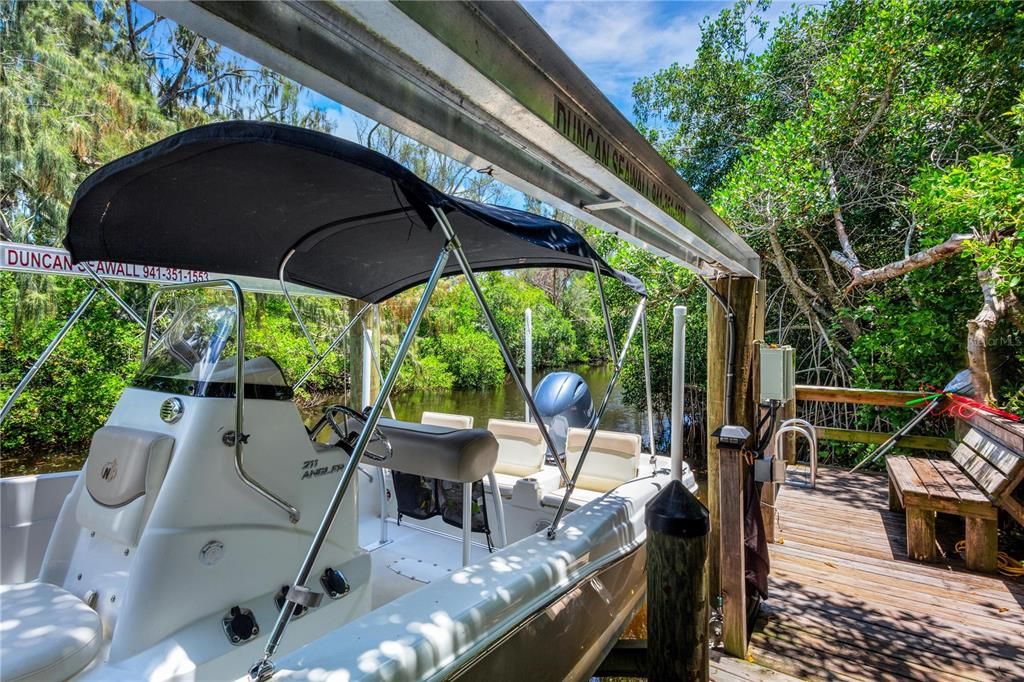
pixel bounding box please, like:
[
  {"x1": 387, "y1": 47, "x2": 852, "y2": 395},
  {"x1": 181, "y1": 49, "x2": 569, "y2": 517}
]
[{"x1": 532, "y1": 371, "x2": 595, "y2": 455}]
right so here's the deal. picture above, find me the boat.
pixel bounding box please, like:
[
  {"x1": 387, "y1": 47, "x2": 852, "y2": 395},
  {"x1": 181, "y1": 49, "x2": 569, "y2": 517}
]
[{"x1": 0, "y1": 121, "x2": 697, "y2": 682}]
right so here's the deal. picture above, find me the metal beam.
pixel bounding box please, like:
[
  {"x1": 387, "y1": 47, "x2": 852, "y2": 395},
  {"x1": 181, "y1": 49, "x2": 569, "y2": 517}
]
[{"x1": 144, "y1": 0, "x2": 759, "y2": 278}]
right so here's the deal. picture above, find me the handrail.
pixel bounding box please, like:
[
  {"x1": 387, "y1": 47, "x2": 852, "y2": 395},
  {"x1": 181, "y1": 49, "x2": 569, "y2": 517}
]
[
  {"x1": 774, "y1": 419, "x2": 817, "y2": 488},
  {"x1": 144, "y1": 279, "x2": 300, "y2": 523},
  {"x1": 814, "y1": 426, "x2": 952, "y2": 452},
  {"x1": 795, "y1": 385, "x2": 931, "y2": 408}
]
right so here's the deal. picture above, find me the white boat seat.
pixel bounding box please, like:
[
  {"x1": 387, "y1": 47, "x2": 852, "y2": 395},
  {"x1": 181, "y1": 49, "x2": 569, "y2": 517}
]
[
  {"x1": 0, "y1": 582, "x2": 102, "y2": 682},
  {"x1": 421, "y1": 411, "x2": 474, "y2": 429},
  {"x1": 564, "y1": 428, "x2": 641, "y2": 493},
  {"x1": 487, "y1": 419, "x2": 547, "y2": 477},
  {"x1": 367, "y1": 419, "x2": 498, "y2": 483},
  {"x1": 542, "y1": 486, "x2": 606, "y2": 509},
  {"x1": 75, "y1": 425, "x2": 174, "y2": 547}
]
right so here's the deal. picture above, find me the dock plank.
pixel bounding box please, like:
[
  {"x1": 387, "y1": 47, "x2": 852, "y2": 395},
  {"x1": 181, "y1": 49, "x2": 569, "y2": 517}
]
[{"x1": 746, "y1": 466, "x2": 1024, "y2": 682}]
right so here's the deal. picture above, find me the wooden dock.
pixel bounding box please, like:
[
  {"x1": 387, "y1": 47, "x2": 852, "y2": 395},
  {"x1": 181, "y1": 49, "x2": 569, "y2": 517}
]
[{"x1": 748, "y1": 466, "x2": 1024, "y2": 681}]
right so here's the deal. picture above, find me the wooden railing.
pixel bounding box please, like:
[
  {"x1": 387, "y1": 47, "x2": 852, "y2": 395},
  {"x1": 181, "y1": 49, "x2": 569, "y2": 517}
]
[{"x1": 794, "y1": 385, "x2": 953, "y2": 453}]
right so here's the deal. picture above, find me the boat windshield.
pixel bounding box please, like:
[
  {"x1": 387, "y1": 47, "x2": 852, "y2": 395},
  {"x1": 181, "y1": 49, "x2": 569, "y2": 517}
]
[{"x1": 134, "y1": 301, "x2": 290, "y2": 399}]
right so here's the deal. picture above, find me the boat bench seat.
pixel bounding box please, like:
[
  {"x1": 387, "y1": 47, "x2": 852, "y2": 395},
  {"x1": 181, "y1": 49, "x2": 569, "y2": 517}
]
[
  {"x1": 368, "y1": 419, "x2": 498, "y2": 483},
  {"x1": 0, "y1": 582, "x2": 102, "y2": 682},
  {"x1": 564, "y1": 428, "x2": 641, "y2": 493},
  {"x1": 486, "y1": 419, "x2": 548, "y2": 495}
]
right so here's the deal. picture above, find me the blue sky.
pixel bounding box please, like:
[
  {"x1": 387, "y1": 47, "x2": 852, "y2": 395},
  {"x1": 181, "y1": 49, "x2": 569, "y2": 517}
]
[
  {"x1": 314, "y1": 1, "x2": 795, "y2": 142},
  {"x1": 524, "y1": 1, "x2": 748, "y2": 115}
]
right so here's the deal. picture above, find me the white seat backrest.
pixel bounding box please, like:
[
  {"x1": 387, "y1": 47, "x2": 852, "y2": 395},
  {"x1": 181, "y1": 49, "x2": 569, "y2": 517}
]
[
  {"x1": 487, "y1": 418, "x2": 546, "y2": 477},
  {"x1": 565, "y1": 428, "x2": 640, "y2": 493},
  {"x1": 75, "y1": 425, "x2": 174, "y2": 546},
  {"x1": 421, "y1": 411, "x2": 474, "y2": 429}
]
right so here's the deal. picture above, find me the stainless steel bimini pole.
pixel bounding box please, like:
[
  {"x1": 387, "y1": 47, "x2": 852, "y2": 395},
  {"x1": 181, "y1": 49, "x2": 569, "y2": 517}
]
[
  {"x1": 0, "y1": 286, "x2": 100, "y2": 427},
  {"x1": 593, "y1": 260, "x2": 618, "y2": 359},
  {"x1": 278, "y1": 249, "x2": 319, "y2": 355},
  {"x1": 292, "y1": 302, "x2": 371, "y2": 391},
  {"x1": 82, "y1": 262, "x2": 149, "y2": 329},
  {"x1": 250, "y1": 241, "x2": 454, "y2": 682},
  {"x1": 641, "y1": 307, "x2": 656, "y2": 458},
  {"x1": 547, "y1": 297, "x2": 646, "y2": 539},
  {"x1": 430, "y1": 207, "x2": 570, "y2": 483}
]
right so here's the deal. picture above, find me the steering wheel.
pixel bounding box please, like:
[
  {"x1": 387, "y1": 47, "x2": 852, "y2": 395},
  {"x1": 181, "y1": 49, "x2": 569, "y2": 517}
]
[{"x1": 321, "y1": 405, "x2": 392, "y2": 463}]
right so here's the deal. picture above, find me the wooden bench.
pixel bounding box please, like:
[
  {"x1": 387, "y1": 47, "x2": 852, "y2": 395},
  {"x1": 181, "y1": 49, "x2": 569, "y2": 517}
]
[{"x1": 886, "y1": 413, "x2": 1024, "y2": 573}]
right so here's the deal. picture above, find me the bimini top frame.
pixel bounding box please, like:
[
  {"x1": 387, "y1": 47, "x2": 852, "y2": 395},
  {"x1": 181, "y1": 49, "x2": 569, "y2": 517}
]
[{"x1": 65, "y1": 121, "x2": 643, "y2": 303}]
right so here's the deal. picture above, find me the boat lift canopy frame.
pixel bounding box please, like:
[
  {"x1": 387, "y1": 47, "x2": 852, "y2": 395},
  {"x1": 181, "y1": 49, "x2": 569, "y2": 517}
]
[{"x1": 143, "y1": 0, "x2": 760, "y2": 279}]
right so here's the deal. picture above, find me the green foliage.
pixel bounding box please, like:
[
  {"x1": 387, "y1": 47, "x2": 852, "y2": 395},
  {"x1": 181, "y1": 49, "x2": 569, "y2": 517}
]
[
  {"x1": 476, "y1": 272, "x2": 580, "y2": 368},
  {"x1": 910, "y1": 151, "x2": 1024, "y2": 296},
  {"x1": 1, "y1": 274, "x2": 141, "y2": 473},
  {"x1": 395, "y1": 351, "x2": 455, "y2": 394},
  {"x1": 583, "y1": 227, "x2": 706, "y2": 409},
  {"x1": 423, "y1": 330, "x2": 506, "y2": 390},
  {"x1": 636, "y1": 0, "x2": 1024, "y2": 423}
]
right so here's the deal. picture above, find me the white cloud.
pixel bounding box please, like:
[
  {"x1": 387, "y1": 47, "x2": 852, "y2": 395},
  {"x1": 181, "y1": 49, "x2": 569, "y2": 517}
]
[
  {"x1": 522, "y1": 1, "x2": 798, "y2": 116},
  {"x1": 522, "y1": 1, "x2": 716, "y2": 107}
]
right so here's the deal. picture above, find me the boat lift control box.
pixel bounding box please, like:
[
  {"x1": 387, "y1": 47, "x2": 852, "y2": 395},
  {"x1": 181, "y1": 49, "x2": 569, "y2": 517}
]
[{"x1": 759, "y1": 345, "x2": 796, "y2": 402}]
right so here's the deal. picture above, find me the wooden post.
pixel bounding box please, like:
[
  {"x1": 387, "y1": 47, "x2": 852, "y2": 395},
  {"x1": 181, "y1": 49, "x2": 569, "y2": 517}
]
[
  {"x1": 646, "y1": 479, "x2": 710, "y2": 682},
  {"x1": 705, "y1": 275, "x2": 759, "y2": 659},
  {"x1": 718, "y1": 443, "x2": 747, "y2": 657},
  {"x1": 369, "y1": 304, "x2": 382, "y2": 399},
  {"x1": 347, "y1": 300, "x2": 365, "y2": 407},
  {"x1": 782, "y1": 398, "x2": 797, "y2": 464}
]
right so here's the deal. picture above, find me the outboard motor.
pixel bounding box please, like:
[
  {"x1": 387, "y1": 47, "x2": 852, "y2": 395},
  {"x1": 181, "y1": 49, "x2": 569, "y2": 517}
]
[{"x1": 532, "y1": 371, "x2": 595, "y2": 455}]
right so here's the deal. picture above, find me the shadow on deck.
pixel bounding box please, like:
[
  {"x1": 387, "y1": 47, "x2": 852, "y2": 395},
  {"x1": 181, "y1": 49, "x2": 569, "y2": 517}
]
[{"x1": 750, "y1": 466, "x2": 1024, "y2": 681}]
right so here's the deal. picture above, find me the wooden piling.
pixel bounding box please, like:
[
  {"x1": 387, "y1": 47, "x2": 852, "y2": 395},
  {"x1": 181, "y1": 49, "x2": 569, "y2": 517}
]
[
  {"x1": 646, "y1": 479, "x2": 710, "y2": 682},
  {"x1": 705, "y1": 275, "x2": 760, "y2": 659}
]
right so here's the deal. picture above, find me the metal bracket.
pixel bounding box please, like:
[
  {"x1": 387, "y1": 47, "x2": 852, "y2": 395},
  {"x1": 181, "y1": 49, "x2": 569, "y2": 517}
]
[
  {"x1": 285, "y1": 584, "x2": 323, "y2": 609},
  {"x1": 222, "y1": 431, "x2": 250, "y2": 447}
]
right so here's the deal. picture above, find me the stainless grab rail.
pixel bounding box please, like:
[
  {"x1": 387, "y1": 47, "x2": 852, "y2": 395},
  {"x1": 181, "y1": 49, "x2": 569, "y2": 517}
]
[
  {"x1": 144, "y1": 280, "x2": 300, "y2": 523},
  {"x1": 774, "y1": 418, "x2": 818, "y2": 488}
]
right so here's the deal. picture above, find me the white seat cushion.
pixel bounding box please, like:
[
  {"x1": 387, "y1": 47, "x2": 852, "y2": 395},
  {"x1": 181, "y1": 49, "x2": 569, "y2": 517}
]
[
  {"x1": 564, "y1": 428, "x2": 641, "y2": 493},
  {"x1": 0, "y1": 582, "x2": 102, "y2": 682},
  {"x1": 487, "y1": 419, "x2": 547, "y2": 477},
  {"x1": 420, "y1": 411, "x2": 474, "y2": 429},
  {"x1": 542, "y1": 487, "x2": 605, "y2": 510}
]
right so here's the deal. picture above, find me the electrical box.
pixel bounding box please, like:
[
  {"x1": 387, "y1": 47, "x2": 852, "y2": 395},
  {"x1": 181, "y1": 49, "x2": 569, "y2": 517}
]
[
  {"x1": 759, "y1": 345, "x2": 796, "y2": 402},
  {"x1": 754, "y1": 457, "x2": 788, "y2": 483}
]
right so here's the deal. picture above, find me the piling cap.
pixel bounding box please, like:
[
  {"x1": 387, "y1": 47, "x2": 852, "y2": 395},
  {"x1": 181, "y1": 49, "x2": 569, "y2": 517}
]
[{"x1": 645, "y1": 479, "x2": 710, "y2": 538}]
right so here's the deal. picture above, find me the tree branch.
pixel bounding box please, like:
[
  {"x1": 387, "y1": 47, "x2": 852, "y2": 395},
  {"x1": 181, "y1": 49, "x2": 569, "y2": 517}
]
[
  {"x1": 158, "y1": 36, "x2": 201, "y2": 108},
  {"x1": 835, "y1": 233, "x2": 971, "y2": 292}
]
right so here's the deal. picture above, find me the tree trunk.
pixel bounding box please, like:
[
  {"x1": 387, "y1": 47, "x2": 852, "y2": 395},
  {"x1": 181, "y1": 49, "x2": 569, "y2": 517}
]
[{"x1": 966, "y1": 271, "x2": 1007, "y2": 404}]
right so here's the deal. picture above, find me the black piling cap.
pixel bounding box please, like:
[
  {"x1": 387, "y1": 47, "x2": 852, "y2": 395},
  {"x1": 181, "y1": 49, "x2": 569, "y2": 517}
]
[{"x1": 645, "y1": 479, "x2": 710, "y2": 538}]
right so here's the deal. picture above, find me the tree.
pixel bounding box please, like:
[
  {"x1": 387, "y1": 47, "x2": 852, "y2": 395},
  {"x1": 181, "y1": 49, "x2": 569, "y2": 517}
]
[{"x1": 635, "y1": 0, "x2": 1024, "y2": 410}]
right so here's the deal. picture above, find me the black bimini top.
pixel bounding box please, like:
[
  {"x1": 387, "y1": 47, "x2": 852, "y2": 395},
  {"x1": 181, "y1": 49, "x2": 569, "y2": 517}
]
[{"x1": 65, "y1": 121, "x2": 643, "y2": 302}]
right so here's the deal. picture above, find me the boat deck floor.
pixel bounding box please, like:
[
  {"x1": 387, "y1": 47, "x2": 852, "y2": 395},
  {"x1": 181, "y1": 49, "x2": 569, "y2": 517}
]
[
  {"x1": 357, "y1": 516, "x2": 493, "y2": 608},
  {"x1": 749, "y1": 465, "x2": 1024, "y2": 681}
]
